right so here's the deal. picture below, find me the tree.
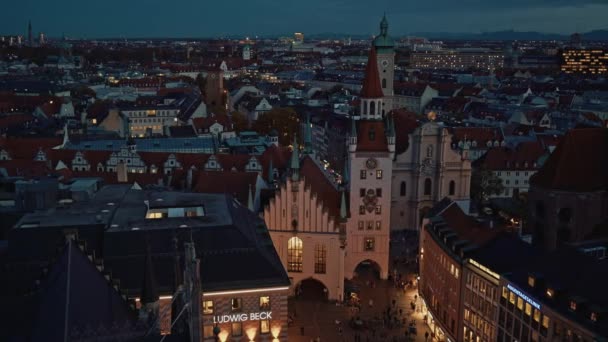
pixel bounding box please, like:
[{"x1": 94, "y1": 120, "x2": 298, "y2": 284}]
[
  {"x1": 470, "y1": 166, "x2": 504, "y2": 203},
  {"x1": 252, "y1": 108, "x2": 300, "y2": 146}
]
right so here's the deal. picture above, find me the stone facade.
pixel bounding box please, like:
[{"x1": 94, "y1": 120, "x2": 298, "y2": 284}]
[{"x1": 391, "y1": 122, "x2": 472, "y2": 230}]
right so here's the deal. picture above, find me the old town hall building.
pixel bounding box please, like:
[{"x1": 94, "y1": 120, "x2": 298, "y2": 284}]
[{"x1": 263, "y1": 17, "x2": 471, "y2": 300}]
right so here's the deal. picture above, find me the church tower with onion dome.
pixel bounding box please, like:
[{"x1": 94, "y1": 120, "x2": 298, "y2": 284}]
[{"x1": 373, "y1": 14, "x2": 396, "y2": 107}]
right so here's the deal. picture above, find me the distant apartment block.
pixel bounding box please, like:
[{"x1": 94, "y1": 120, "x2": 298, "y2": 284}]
[
  {"x1": 411, "y1": 49, "x2": 505, "y2": 71},
  {"x1": 561, "y1": 49, "x2": 608, "y2": 74}
]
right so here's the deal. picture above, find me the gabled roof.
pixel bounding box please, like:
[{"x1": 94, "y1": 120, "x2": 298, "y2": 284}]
[
  {"x1": 478, "y1": 141, "x2": 546, "y2": 171},
  {"x1": 193, "y1": 171, "x2": 258, "y2": 204},
  {"x1": 531, "y1": 128, "x2": 608, "y2": 192},
  {"x1": 300, "y1": 156, "x2": 342, "y2": 221}
]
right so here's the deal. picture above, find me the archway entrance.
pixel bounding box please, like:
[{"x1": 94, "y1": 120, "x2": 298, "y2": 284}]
[
  {"x1": 353, "y1": 259, "x2": 382, "y2": 280},
  {"x1": 295, "y1": 278, "x2": 328, "y2": 301}
]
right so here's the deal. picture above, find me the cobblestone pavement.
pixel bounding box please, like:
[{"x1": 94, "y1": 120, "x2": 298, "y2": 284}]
[{"x1": 287, "y1": 231, "x2": 436, "y2": 342}]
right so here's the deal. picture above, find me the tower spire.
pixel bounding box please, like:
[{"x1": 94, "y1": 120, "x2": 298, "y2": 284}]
[{"x1": 340, "y1": 190, "x2": 347, "y2": 221}]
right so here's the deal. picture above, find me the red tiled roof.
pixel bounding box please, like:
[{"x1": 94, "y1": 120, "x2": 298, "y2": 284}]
[
  {"x1": 391, "y1": 110, "x2": 419, "y2": 155},
  {"x1": 0, "y1": 137, "x2": 62, "y2": 159},
  {"x1": 191, "y1": 114, "x2": 232, "y2": 132},
  {"x1": 38, "y1": 100, "x2": 62, "y2": 118},
  {"x1": 531, "y1": 128, "x2": 608, "y2": 192},
  {"x1": 193, "y1": 171, "x2": 258, "y2": 204},
  {"x1": 300, "y1": 156, "x2": 342, "y2": 221},
  {"x1": 480, "y1": 141, "x2": 546, "y2": 171},
  {"x1": 0, "y1": 160, "x2": 50, "y2": 177},
  {"x1": 451, "y1": 127, "x2": 503, "y2": 144},
  {"x1": 360, "y1": 48, "x2": 384, "y2": 99},
  {"x1": 439, "y1": 202, "x2": 501, "y2": 245},
  {"x1": 356, "y1": 120, "x2": 389, "y2": 152}
]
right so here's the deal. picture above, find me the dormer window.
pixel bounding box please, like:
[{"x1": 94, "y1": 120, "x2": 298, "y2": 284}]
[
  {"x1": 546, "y1": 288, "x2": 555, "y2": 298},
  {"x1": 528, "y1": 276, "x2": 535, "y2": 287},
  {"x1": 570, "y1": 301, "x2": 577, "y2": 311}
]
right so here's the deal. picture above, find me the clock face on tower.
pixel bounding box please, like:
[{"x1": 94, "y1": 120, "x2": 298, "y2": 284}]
[
  {"x1": 210, "y1": 73, "x2": 216, "y2": 79},
  {"x1": 381, "y1": 60, "x2": 389, "y2": 68},
  {"x1": 366, "y1": 158, "x2": 378, "y2": 169}
]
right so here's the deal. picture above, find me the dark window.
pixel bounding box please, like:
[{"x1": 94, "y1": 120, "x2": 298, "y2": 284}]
[
  {"x1": 376, "y1": 188, "x2": 382, "y2": 197},
  {"x1": 400, "y1": 181, "x2": 406, "y2": 196},
  {"x1": 382, "y1": 78, "x2": 387, "y2": 88},
  {"x1": 360, "y1": 188, "x2": 366, "y2": 197},
  {"x1": 424, "y1": 178, "x2": 432, "y2": 195},
  {"x1": 370, "y1": 101, "x2": 375, "y2": 115},
  {"x1": 449, "y1": 180, "x2": 456, "y2": 196},
  {"x1": 558, "y1": 208, "x2": 572, "y2": 224},
  {"x1": 535, "y1": 201, "x2": 545, "y2": 219}
]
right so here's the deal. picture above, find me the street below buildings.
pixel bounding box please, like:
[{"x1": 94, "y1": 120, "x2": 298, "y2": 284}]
[{"x1": 287, "y1": 231, "x2": 435, "y2": 342}]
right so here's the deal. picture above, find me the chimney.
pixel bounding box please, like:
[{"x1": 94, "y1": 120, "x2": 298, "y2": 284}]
[{"x1": 116, "y1": 162, "x2": 128, "y2": 183}]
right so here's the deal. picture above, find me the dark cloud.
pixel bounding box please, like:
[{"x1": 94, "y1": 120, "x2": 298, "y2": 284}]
[{"x1": 0, "y1": 0, "x2": 606, "y2": 37}]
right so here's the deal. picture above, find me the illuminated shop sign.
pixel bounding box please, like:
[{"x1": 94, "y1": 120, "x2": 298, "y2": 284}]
[
  {"x1": 469, "y1": 259, "x2": 500, "y2": 279},
  {"x1": 212, "y1": 311, "x2": 272, "y2": 324},
  {"x1": 507, "y1": 284, "x2": 541, "y2": 310}
]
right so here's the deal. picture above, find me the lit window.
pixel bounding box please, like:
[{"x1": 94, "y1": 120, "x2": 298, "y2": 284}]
[
  {"x1": 360, "y1": 170, "x2": 366, "y2": 179},
  {"x1": 260, "y1": 319, "x2": 270, "y2": 334},
  {"x1": 570, "y1": 301, "x2": 577, "y2": 311},
  {"x1": 375, "y1": 205, "x2": 381, "y2": 214},
  {"x1": 367, "y1": 221, "x2": 373, "y2": 230},
  {"x1": 146, "y1": 212, "x2": 163, "y2": 219},
  {"x1": 260, "y1": 296, "x2": 271, "y2": 310},
  {"x1": 525, "y1": 303, "x2": 532, "y2": 316},
  {"x1": 358, "y1": 221, "x2": 364, "y2": 230},
  {"x1": 517, "y1": 297, "x2": 524, "y2": 311},
  {"x1": 202, "y1": 300, "x2": 214, "y2": 314},
  {"x1": 376, "y1": 170, "x2": 383, "y2": 179},
  {"x1": 546, "y1": 288, "x2": 554, "y2": 298},
  {"x1": 359, "y1": 206, "x2": 366, "y2": 215},
  {"x1": 364, "y1": 238, "x2": 375, "y2": 251},
  {"x1": 534, "y1": 309, "x2": 541, "y2": 322},
  {"x1": 542, "y1": 315, "x2": 550, "y2": 329},
  {"x1": 231, "y1": 298, "x2": 242, "y2": 311},
  {"x1": 591, "y1": 312, "x2": 598, "y2": 322},
  {"x1": 287, "y1": 237, "x2": 303, "y2": 272},
  {"x1": 509, "y1": 291, "x2": 516, "y2": 304},
  {"x1": 502, "y1": 287, "x2": 508, "y2": 299},
  {"x1": 314, "y1": 244, "x2": 327, "y2": 274},
  {"x1": 375, "y1": 221, "x2": 381, "y2": 230}
]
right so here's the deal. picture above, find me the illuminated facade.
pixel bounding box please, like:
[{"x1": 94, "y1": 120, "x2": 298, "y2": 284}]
[
  {"x1": 561, "y1": 49, "x2": 608, "y2": 74},
  {"x1": 411, "y1": 50, "x2": 505, "y2": 71}
]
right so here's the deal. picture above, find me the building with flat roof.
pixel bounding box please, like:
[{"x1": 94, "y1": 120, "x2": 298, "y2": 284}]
[
  {"x1": 561, "y1": 49, "x2": 608, "y2": 74},
  {"x1": 6, "y1": 184, "x2": 290, "y2": 341}
]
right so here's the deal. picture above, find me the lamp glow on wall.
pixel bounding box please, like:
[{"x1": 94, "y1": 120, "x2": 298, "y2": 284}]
[
  {"x1": 271, "y1": 325, "x2": 281, "y2": 338},
  {"x1": 218, "y1": 330, "x2": 229, "y2": 342},
  {"x1": 246, "y1": 327, "x2": 257, "y2": 341}
]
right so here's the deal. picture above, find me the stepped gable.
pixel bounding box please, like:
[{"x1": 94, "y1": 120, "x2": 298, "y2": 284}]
[{"x1": 299, "y1": 156, "x2": 342, "y2": 221}]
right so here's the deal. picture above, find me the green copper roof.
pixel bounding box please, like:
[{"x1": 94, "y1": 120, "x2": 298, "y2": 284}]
[{"x1": 373, "y1": 14, "x2": 394, "y2": 50}]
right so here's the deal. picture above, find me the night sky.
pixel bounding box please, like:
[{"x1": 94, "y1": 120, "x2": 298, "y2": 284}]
[{"x1": 2, "y1": 0, "x2": 607, "y2": 38}]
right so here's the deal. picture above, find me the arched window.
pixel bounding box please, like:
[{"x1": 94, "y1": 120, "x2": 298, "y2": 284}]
[
  {"x1": 382, "y1": 78, "x2": 387, "y2": 88},
  {"x1": 370, "y1": 101, "x2": 376, "y2": 115},
  {"x1": 449, "y1": 180, "x2": 456, "y2": 196},
  {"x1": 287, "y1": 237, "x2": 303, "y2": 272},
  {"x1": 400, "y1": 181, "x2": 407, "y2": 197},
  {"x1": 424, "y1": 178, "x2": 432, "y2": 195},
  {"x1": 363, "y1": 101, "x2": 367, "y2": 115}
]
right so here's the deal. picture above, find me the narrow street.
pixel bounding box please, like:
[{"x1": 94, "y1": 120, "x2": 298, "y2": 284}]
[{"x1": 287, "y1": 231, "x2": 434, "y2": 342}]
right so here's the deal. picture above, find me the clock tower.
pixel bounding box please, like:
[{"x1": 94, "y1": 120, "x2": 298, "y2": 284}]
[
  {"x1": 373, "y1": 15, "x2": 395, "y2": 105},
  {"x1": 345, "y1": 46, "x2": 395, "y2": 280}
]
